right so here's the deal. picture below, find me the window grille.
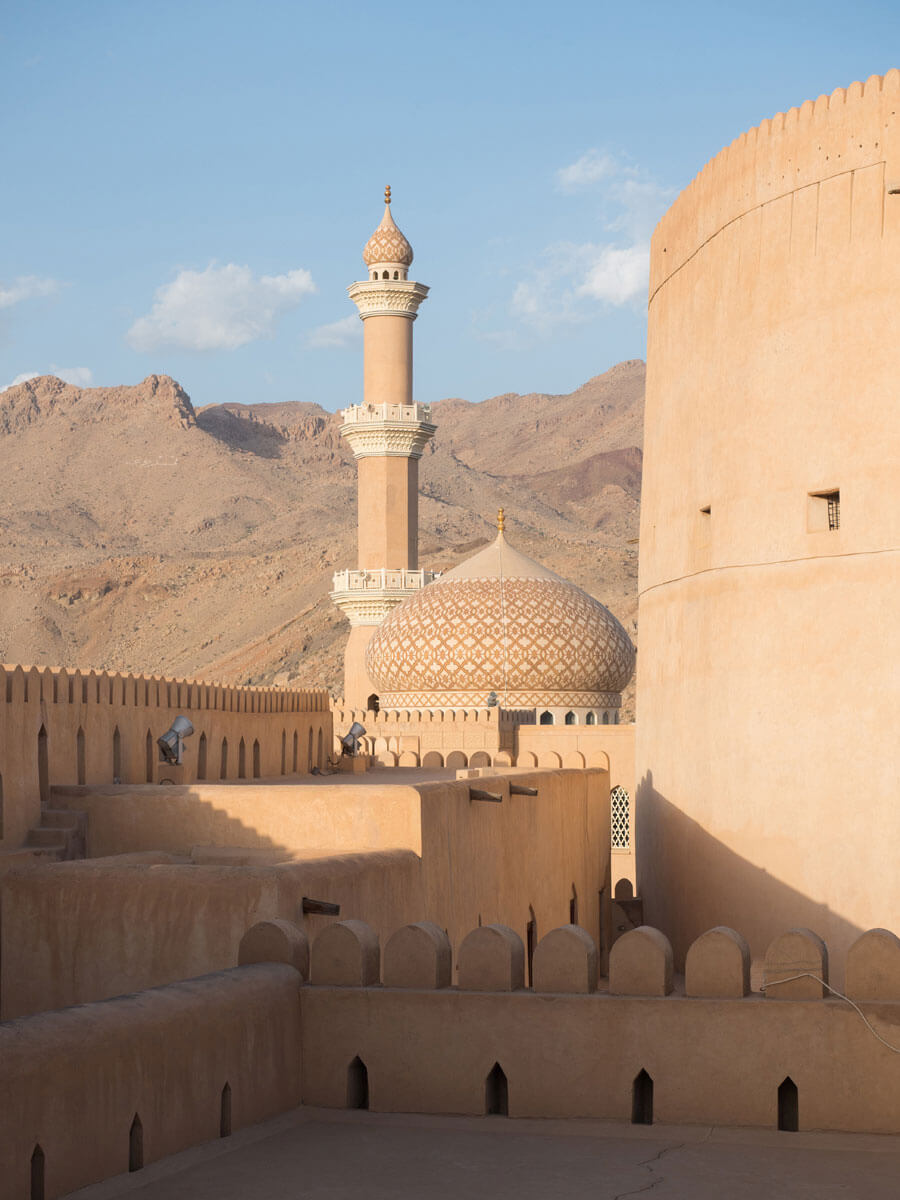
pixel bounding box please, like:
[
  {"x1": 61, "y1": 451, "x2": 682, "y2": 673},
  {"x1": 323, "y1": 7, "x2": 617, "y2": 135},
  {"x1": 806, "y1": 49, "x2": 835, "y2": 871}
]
[
  {"x1": 611, "y1": 785, "x2": 630, "y2": 850},
  {"x1": 827, "y1": 493, "x2": 840, "y2": 530}
]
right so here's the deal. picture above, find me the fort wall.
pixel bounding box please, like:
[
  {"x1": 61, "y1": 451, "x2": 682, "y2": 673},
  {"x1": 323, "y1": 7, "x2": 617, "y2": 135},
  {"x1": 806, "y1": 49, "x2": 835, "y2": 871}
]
[
  {"x1": 2, "y1": 769, "x2": 609, "y2": 1016},
  {"x1": 6, "y1": 918, "x2": 900, "y2": 1198},
  {"x1": 0, "y1": 963, "x2": 301, "y2": 1200},
  {"x1": 0, "y1": 663, "x2": 331, "y2": 853},
  {"x1": 637, "y1": 71, "x2": 900, "y2": 974}
]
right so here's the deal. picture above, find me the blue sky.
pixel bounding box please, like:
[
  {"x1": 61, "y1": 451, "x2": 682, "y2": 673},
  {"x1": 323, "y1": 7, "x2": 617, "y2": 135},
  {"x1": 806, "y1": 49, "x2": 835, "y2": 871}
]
[{"x1": 3, "y1": 0, "x2": 898, "y2": 411}]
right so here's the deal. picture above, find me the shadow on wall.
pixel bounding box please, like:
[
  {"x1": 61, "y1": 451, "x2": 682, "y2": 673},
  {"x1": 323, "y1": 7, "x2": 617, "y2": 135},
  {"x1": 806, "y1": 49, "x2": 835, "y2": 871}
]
[{"x1": 635, "y1": 772, "x2": 864, "y2": 983}]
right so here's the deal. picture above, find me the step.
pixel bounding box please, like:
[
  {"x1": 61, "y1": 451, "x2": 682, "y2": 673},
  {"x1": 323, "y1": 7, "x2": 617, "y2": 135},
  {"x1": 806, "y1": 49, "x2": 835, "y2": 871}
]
[
  {"x1": 39, "y1": 809, "x2": 83, "y2": 831},
  {"x1": 25, "y1": 828, "x2": 69, "y2": 849}
]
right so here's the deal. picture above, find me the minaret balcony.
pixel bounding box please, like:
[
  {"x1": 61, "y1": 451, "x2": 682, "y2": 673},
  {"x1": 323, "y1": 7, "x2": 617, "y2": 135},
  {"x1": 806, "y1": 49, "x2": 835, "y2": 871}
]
[
  {"x1": 339, "y1": 403, "x2": 436, "y2": 459},
  {"x1": 330, "y1": 567, "x2": 437, "y2": 627}
]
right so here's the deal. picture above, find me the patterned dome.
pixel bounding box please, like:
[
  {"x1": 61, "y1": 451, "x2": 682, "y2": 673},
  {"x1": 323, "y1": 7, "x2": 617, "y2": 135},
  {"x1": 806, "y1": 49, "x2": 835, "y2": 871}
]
[
  {"x1": 365, "y1": 531, "x2": 636, "y2": 709},
  {"x1": 363, "y1": 189, "x2": 414, "y2": 267}
]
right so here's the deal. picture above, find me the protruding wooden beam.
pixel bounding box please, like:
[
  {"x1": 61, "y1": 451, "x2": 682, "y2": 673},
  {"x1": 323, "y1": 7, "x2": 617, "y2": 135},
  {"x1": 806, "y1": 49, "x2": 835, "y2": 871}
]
[
  {"x1": 469, "y1": 787, "x2": 503, "y2": 803},
  {"x1": 302, "y1": 897, "x2": 341, "y2": 916}
]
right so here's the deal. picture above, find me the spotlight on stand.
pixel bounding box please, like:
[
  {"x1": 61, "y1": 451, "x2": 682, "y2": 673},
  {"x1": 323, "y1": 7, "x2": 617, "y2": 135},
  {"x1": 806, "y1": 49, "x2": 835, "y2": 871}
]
[
  {"x1": 157, "y1": 715, "x2": 194, "y2": 765},
  {"x1": 340, "y1": 721, "x2": 367, "y2": 757},
  {"x1": 486, "y1": 691, "x2": 499, "y2": 708}
]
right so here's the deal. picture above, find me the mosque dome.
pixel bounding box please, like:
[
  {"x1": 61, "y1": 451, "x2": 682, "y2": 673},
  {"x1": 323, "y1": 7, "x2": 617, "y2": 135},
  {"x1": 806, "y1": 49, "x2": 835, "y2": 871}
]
[
  {"x1": 362, "y1": 186, "x2": 414, "y2": 268},
  {"x1": 365, "y1": 515, "x2": 636, "y2": 711}
]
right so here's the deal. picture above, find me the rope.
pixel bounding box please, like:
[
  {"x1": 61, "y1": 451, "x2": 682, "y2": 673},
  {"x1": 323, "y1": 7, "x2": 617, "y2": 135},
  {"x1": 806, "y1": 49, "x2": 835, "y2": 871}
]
[{"x1": 761, "y1": 972, "x2": 900, "y2": 1055}]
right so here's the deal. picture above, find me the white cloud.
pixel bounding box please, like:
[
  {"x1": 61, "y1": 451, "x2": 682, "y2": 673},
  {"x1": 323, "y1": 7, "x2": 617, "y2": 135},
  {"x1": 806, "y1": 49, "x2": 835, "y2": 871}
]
[
  {"x1": 307, "y1": 314, "x2": 362, "y2": 350},
  {"x1": 556, "y1": 150, "x2": 619, "y2": 192},
  {"x1": 0, "y1": 276, "x2": 61, "y2": 308},
  {"x1": 126, "y1": 262, "x2": 316, "y2": 352},
  {"x1": 1, "y1": 365, "x2": 93, "y2": 392},
  {"x1": 504, "y1": 152, "x2": 674, "y2": 333}
]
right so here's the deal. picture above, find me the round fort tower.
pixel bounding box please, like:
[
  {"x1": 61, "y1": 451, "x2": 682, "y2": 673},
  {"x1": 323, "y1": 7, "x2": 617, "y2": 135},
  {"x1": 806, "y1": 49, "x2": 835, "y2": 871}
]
[
  {"x1": 331, "y1": 188, "x2": 436, "y2": 706},
  {"x1": 636, "y1": 71, "x2": 900, "y2": 976}
]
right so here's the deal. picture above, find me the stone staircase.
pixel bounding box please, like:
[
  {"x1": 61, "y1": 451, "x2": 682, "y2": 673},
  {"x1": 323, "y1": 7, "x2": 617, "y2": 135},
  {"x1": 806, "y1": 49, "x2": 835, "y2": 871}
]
[{"x1": 22, "y1": 808, "x2": 87, "y2": 861}]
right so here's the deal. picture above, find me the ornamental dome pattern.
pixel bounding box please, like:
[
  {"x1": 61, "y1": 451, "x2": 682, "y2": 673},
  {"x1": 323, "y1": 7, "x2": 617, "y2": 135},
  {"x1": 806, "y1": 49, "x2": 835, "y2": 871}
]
[
  {"x1": 365, "y1": 533, "x2": 635, "y2": 708},
  {"x1": 363, "y1": 201, "x2": 414, "y2": 267}
]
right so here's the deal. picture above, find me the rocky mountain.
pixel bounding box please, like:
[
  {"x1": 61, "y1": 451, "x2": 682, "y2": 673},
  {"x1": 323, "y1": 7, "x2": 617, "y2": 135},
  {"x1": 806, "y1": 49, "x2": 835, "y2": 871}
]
[{"x1": 0, "y1": 360, "x2": 644, "y2": 716}]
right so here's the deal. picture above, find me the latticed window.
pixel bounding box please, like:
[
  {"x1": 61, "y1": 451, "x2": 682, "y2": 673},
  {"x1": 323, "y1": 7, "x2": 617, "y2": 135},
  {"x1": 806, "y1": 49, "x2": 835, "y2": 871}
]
[
  {"x1": 827, "y1": 492, "x2": 840, "y2": 530},
  {"x1": 611, "y1": 785, "x2": 630, "y2": 850}
]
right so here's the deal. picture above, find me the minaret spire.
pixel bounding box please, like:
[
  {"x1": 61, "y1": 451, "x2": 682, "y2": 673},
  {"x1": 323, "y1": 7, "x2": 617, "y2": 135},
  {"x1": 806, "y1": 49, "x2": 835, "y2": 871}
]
[{"x1": 330, "y1": 191, "x2": 435, "y2": 707}]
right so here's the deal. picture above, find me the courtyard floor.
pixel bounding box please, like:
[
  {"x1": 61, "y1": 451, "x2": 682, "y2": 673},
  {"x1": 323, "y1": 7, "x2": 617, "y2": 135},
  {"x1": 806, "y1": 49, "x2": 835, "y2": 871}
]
[{"x1": 68, "y1": 1106, "x2": 900, "y2": 1199}]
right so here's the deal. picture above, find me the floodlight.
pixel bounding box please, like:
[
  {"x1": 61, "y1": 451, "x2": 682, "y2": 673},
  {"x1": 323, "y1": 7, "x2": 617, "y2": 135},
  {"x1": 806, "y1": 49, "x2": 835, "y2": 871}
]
[
  {"x1": 486, "y1": 691, "x2": 499, "y2": 708},
  {"x1": 340, "y1": 721, "x2": 367, "y2": 756},
  {"x1": 157, "y1": 715, "x2": 195, "y2": 765}
]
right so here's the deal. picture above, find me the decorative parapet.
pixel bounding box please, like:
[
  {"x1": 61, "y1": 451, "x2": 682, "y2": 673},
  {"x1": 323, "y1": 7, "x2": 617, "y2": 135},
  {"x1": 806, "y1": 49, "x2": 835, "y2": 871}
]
[
  {"x1": 330, "y1": 567, "x2": 436, "y2": 627},
  {"x1": 347, "y1": 278, "x2": 429, "y2": 320},
  {"x1": 339, "y1": 401, "x2": 436, "y2": 460}
]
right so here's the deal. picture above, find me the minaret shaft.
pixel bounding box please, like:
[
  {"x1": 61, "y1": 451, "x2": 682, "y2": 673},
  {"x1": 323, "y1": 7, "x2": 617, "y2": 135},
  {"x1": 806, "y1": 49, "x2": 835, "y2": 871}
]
[
  {"x1": 363, "y1": 316, "x2": 413, "y2": 407},
  {"x1": 357, "y1": 455, "x2": 418, "y2": 570}
]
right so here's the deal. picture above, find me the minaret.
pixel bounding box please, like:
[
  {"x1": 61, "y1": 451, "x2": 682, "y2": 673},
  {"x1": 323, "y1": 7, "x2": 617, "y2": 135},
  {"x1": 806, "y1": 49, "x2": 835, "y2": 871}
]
[{"x1": 331, "y1": 188, "x2": 436, "y2": 708}]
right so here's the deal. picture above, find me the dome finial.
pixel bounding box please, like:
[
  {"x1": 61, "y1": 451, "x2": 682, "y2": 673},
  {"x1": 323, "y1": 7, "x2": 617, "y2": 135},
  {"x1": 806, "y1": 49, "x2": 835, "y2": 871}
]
[
  {"x1": 385, "y1": 184, "x2": 391, "y2": 205},
  {"x1": 497, "y1": 508, "x2": 505, "y2": 533}
]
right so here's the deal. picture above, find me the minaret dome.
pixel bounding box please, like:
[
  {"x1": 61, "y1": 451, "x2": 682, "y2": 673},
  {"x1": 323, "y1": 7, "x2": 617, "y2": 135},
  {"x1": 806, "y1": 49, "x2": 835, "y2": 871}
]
[{"x1": 363, "y1": 185, "x2": 414, "y2": 279}]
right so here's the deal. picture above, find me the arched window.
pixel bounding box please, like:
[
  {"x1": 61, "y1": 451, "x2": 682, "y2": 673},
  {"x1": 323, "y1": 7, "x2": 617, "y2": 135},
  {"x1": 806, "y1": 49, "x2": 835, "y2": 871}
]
[
  {"x1": 280, "y1": 730, "x2": 287, "y2": 775},
  {"x1": 539, "y1": 711, "x2": 553, "y2": 726},
  {"x1": 347, "y1": 1056, "x2": 369, "y2": 1109},
  {"x1": 564, "y1": 711, "x2": 576, "y2": 725},
  {"x1": 778, "y1": 1076, "x2": 799, "y2": 1132},
  {"x1": 30, "y1": 1145, "x2": 45, "y2": 1200},
  {"x1": 602, "y1": 711, "x2": 610, "y2": 724},
  {"x1": 585, "y1": 711, "x2": 596, "y2": 726},
  {"x1": 632, "y1": 1070, "x2": 653, "y2": 1125},
  {"x1": 220, "y1": 1082, "x2": 232, "y2": 1137},
  {"x1": 382, "y1": 270, "x2": 389, "y2": 279},
  {"x1": 253, "y1": 739, "x2": 261, "y2": 779},
  {"x1": 77, "y1": 728, "x2": 86, "y2": 785},
  {"x1": 393, "y1": 270, "x2": 399, "y2": 279},
  {"x1": 367, "y1": 693, "x2": 380, "y2": 714},
  {"x1": 37, "y1": 725, "x2": 49, "y2": 805},
  {"x1": 220, "y1": 738, "x2": 229, "y2": 780},
  {"x1": 292, "y1": 730, "x2": 299, "y2": 773},
  {"x1": 485, "y1": 1063, "x2": 508, "y2": 1116},
  {"x1": 129, "y1": 1113, "x2": 143, "y2": 1172},
  {"x1": 238, "y1": 738, "x2": 247, "y2": 779},
  {"x1": 611, "y1": 785, "x2": 630, "y2": 850},
  {"x1": 197, "y1": 733, "x2": 208, "y2": 780},
  {"x1": 112, "y1": 726, "x2": 122, "y2": 781},
  {"x1": 145, "y1": 729, "x2": 154, "y2": 782}
]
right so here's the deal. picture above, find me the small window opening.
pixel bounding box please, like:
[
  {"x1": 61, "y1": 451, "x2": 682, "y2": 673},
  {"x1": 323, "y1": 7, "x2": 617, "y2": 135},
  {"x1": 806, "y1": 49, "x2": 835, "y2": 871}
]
[
  {"x1": 129, "y1": 1113, "x2": 143, "y2": 1172},
  {"x1": 317, "y1": 728, "x2": 324, "y2": 768},
  {"x1": 30, "y1": 1145, "x2": 45, "y2": 1200},
  {"x1": 485, "y1": 1062, "x2": 508, "y2": 1116},
  {"x1": 526, "y1": 910, "x2": 537, "y2": 987},
  {"x1": 602, "y1": 711, "x2": 610, "y2": 725},
  {"x1": 382, "y1": 270, "x2": 389, "y2": 279},
  {"x1": 569, "y1": 886, "x2": 578, "y2": 925},
  {"x1": 778, "y1": 1076, "x2": 799, "y2": 1132},
  {"x1": 393, "y1": 270, "x2": 399, "y2": 279},
  {"x1": 307, "y1": 727, "x2": 314, "y2": 771},
  {"x1": 280, "y1": 730, "x2": 286, "y2": 775},
  {"x1": 585, "y1": 711, "x2": 596, "y2": 725},
  {"x1": 197, "y1": 732, "x2": 207, "y2": 780},
  {"x1": 77, "y1": 728, "x2": 87, "y2": 785},
  {"x1": 564, "y1": 711, "x2": 576, "y2": 725},
  {"x1": 238, "y1": 738, "x2": 246, "y2": 779},
  {"x1": 220, "y1": 738, "x2": 229, "y2": 780},
  {"x1": 539, "y1": 711, "x2": 553, "y2": 726},
  {"x1": 347, "y1": 1056, "x2": 369, "y2": 1109},
  {"x1": 808, "y1": 489, "x2": 840, "y2": 532},
  {"x1": 37, "y1": 725, "x2": 49, "y2": 806},
  {"x1": 220, "y1": 1082, "x2": 232, "y2": 1137},
  {"x1": 367, "y1": 692, "x2": 380, "y2": 714},
  {"x1": 252, "y1": 739, "x2": 261, "y2": 778},
  {"x1": 145, "y1": 729, "x2": 154, "y2": 782},
  {"x1": 632, "y1": 1069, "x2": 653, "y2": 1125},
  {"x1": 292, "y1": 730, "x2": 299, "y2": 773},
  {"x1": 112, "y1": 726, "x2": 121, "y2": 781}
]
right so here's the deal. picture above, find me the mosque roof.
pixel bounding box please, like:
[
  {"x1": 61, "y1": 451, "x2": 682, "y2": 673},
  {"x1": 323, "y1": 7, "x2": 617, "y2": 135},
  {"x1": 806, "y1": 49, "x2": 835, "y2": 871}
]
[
  {"x1": 365, "y1": 515, "x2": 636, "y2": 710},
  {"x1": 362, "y1": 186, "x2": 414, "y2": 267}
]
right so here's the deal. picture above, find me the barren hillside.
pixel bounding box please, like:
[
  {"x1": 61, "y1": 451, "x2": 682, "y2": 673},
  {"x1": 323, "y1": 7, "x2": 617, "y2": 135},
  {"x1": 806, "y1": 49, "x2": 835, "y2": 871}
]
[{"x1": 0, "y1": 360, "x2": 643, "y2": 715}]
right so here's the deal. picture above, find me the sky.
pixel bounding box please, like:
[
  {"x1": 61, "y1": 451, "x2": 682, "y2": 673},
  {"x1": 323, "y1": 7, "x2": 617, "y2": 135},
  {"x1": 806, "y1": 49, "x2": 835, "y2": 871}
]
[{"x1": 2, "y1": 0, "x2": 899, "y2": 412}]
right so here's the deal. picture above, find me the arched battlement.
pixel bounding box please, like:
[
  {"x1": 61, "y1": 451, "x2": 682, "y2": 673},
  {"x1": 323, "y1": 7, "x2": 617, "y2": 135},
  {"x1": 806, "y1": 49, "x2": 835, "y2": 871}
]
[{"x1": 650, "y1": 70, "x2": 900, "y2": 299}]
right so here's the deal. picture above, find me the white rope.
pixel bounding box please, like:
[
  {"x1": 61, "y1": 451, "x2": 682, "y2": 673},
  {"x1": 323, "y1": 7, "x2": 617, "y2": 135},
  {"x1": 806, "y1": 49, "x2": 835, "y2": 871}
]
[{"x1": 761, "y1": 972, "x2": 900, "y2": 1055}]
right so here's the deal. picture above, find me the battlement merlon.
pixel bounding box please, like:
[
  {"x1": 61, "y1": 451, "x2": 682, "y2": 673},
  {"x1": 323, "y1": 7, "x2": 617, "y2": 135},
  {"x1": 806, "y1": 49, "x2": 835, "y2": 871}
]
[{"x1": 339, "y1": 402, "x2": 436, "y2": 460}]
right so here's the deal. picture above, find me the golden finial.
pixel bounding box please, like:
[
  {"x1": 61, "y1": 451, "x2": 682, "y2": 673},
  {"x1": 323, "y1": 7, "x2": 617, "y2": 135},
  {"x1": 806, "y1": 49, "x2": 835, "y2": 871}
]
[
  {"x1": 497, "y1": 507, "x2": 505, "y2": 533},
  {"x1": 384, "y1": 184, "x2": 391, "y2": 205}
]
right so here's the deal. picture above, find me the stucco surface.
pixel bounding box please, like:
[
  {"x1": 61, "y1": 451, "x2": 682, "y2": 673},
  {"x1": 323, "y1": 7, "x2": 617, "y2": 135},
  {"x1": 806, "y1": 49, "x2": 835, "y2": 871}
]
[{"x1": 637, "y1": 72, "x2": 900, "y2": 977}]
